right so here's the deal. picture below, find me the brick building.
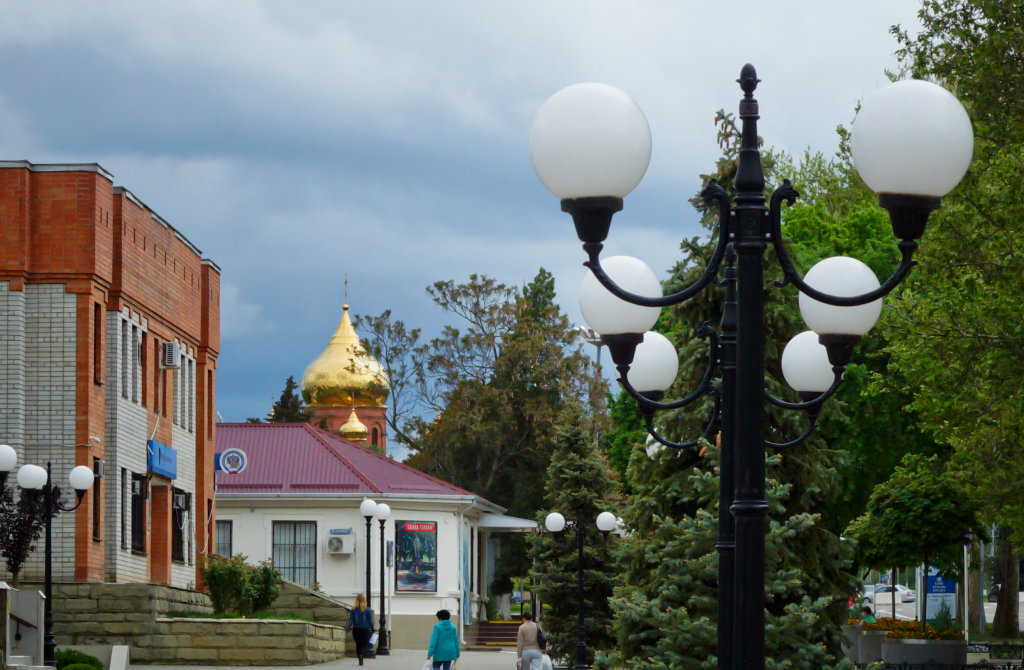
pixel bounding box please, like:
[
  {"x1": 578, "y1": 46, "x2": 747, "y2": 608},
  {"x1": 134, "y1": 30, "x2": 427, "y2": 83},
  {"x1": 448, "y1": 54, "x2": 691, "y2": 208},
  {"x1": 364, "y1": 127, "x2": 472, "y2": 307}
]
[{"x1": 0, "y1": 160, "x2": 219, "y2": 589}]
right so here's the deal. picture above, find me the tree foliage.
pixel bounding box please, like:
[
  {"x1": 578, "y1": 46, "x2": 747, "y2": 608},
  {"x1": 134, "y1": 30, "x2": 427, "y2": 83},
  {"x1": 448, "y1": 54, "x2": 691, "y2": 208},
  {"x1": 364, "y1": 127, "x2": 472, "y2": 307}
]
[
  {"x1": 845, "y1": 453, "x2": 985, "y2": 628},
  {"x1": 531, "y1": 420, "x2": 619, "y2": 665},
  {"x1": 887, "y1": 0, "x2": 1024, "y2": 636},
  {"x1": 247, "y1": 375, "x2": 311, "y2": 424},
  {"x1": 0, "y1": 486, "x2": 59, "y2": 586}
]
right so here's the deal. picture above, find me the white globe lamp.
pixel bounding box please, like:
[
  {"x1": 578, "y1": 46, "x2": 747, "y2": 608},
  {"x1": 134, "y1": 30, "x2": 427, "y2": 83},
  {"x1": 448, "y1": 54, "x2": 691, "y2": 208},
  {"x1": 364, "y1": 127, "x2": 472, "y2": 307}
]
[
  {"x1": 781, "y1": 331, "x2": 834, "y2": 393},
  {"x1": 579, "y1": 256, "x2": 661, "y2": 335},
  {"x1": 799, "y1": 257, "x2": 882, "y2": 336},
  {"x1": 530, "y1": 83, "x2": 652, "y2": 200}
]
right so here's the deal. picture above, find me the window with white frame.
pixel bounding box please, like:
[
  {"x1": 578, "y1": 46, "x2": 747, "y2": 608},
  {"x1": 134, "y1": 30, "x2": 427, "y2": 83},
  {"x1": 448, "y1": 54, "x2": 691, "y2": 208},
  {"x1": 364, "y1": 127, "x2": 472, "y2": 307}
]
[{"x1": 215, "y1": 519, "x2": 233, "y2": 557}]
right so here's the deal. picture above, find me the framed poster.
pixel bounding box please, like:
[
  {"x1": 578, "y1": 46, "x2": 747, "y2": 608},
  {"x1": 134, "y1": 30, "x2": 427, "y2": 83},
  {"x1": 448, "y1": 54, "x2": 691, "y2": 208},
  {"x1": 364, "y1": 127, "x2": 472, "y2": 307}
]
[{"x1": 395, "y1": 520, "x2": 437, "y2": 592}]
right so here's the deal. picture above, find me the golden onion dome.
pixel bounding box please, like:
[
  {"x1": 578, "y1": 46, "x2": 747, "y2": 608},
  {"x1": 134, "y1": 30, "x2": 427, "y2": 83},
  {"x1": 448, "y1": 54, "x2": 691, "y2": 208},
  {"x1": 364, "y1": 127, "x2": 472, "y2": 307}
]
[
  {"x1": 301, "y1": 304, "x2": 390, "y2": 407},
  {"x1": 339, "y1": 409, "x2": 369, "y2": 441}
]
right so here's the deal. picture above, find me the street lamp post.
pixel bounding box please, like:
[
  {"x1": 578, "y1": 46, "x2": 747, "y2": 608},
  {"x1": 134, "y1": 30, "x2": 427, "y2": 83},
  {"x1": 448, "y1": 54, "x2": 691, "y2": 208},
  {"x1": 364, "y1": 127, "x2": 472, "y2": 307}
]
[
  {"x1": 358, "y1": 497, "x2": 378, "y2": 659},
  {"x1": 0, "y1": 447, "x2": 97, "y2": 667},
  {"x1": 374, "y1": 502, "x2": 391, "y2": 655},
  {"x1": 530, "y1": 66, "x2": 973, "y2": 669},
  {"x1": 544, "y1": 510, "x2": 618, "y2": 670}
]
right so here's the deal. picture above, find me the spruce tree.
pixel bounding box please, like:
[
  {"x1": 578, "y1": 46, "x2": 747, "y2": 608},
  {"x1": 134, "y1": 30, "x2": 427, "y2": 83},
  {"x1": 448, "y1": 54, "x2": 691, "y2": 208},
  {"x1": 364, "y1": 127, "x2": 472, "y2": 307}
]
[
  {"x1": 266, "y1": 375, "x2": 311, "y2": 423},
  {"x1": 531, "y1": 419, "x2": 619, "y2": 666}
]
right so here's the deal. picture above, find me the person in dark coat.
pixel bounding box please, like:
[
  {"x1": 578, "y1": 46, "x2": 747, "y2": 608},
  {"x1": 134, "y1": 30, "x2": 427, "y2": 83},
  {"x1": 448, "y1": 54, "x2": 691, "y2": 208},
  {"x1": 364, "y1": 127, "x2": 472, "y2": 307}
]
[{"x1": 346, "y1": 593, "x2": 375, "y2": 665}]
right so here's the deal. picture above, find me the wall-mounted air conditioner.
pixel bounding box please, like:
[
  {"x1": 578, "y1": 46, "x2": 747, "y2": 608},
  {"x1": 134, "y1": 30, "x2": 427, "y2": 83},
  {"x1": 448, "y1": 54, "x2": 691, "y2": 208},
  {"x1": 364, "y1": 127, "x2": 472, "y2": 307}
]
[
  {"x1": 162, "y1": 341, "x2": 181, "y2": 369},
  {"x1": 325, "y1": 536, "x2": 354, "y2": 555},
  {"x1": 173, "y1": 492, "x2": 188, "y2": 509}
]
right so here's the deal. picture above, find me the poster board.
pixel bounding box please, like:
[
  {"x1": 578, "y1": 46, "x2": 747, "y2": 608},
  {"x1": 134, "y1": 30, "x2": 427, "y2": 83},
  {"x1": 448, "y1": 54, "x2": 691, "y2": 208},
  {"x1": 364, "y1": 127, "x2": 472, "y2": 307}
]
[{"x1": 395, "y1": 521, "x2": 437, "y2": 592}]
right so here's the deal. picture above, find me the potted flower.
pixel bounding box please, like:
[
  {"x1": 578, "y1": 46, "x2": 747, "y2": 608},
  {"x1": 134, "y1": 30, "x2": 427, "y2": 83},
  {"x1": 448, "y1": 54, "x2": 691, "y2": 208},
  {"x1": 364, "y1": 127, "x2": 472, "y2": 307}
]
[{"x1": 858, "y1": 617, "x2": 918, "y2": 663}]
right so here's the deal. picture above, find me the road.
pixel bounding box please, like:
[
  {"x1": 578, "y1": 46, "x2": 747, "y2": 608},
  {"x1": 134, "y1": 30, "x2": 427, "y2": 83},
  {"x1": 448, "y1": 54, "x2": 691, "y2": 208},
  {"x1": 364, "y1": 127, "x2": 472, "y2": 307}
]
[{"x1": 864, "y1": 591, "x2": 1024, "y2": 630}]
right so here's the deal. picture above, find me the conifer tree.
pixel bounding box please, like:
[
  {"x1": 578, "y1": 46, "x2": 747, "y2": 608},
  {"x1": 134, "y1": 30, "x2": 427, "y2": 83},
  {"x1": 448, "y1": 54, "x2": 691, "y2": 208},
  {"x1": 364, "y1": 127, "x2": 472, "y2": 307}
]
[
  {"x1": 532, "y1": 419, "x2": 619, "y2": 666},
  {"x1": 266, "y1": 375, "x2": 311, "y2": 423}
]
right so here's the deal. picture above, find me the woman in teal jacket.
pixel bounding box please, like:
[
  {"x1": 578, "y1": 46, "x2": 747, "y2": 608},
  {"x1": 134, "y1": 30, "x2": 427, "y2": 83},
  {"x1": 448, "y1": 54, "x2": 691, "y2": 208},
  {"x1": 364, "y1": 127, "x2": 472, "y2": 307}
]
[{"x1": 427, "y1": 609, "x2": 460, "y2": 670}]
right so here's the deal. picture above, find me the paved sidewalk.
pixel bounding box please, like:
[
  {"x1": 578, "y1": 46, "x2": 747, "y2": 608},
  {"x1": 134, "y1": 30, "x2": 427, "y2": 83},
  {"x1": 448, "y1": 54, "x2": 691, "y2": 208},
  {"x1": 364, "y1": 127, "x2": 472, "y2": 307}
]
[{"x1": 131, "y1": 648, "x2": 518, "y2": 670}]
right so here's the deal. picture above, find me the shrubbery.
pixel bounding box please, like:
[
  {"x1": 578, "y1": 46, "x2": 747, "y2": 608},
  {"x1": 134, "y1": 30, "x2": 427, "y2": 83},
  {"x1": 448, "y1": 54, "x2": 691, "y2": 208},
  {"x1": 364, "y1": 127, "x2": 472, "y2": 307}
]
[
  {"x1": 199, "y1": 553, "x2": 281, "y2": 616},
  {"x1": 55, "y1": 648, "x2": 104, "y2": 670}
]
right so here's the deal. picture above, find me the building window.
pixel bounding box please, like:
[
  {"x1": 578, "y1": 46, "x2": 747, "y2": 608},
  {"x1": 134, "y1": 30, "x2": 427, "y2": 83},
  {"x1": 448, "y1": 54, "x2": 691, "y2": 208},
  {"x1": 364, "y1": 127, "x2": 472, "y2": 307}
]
[
  {"x1": 92, "y1": 457, "x2": 102, "y2": 541},
  {"x1": 272, "y1": 521, "x2": 316, "y2": 588},
  {"x1": 130, "y1": 473, "x2": 147, "y2": 554},
  {"x1": 372, "y1": 427, "x2": 379, "y2": 448},
  {"x1": 141, "y1": 332, "x2": 148, "y2": 407},
  {"x1": 131, "y1": 325, "x2": 140, "y2": 403},
  {"x1": 215, "y1": 519, "x2": 233, "y2": 557},
  {"x1": 207, "y1": 370, "x2": 214, "y2": 439},
  {"x1": 120, "y1": 321, "x2": 129, "y2": 399},
  {"x1": 93, "y1": 302, "x2": 103, "y2": 385},
  {"x1": 120, "y1": 468, "x2": 128, "y2": 550},
  {"x1": 172, "y1": 488, "x2": 190, "y2": 563}
]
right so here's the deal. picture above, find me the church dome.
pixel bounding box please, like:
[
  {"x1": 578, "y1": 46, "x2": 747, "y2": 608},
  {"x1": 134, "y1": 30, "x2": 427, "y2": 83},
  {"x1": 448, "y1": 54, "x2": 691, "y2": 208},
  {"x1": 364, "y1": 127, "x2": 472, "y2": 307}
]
[
  {"x1": 301, "y1": 304, "x2": 390, "y2": 408},
  {"x1": 339, "y1": 409, "x2": 369, "y2": 442}
]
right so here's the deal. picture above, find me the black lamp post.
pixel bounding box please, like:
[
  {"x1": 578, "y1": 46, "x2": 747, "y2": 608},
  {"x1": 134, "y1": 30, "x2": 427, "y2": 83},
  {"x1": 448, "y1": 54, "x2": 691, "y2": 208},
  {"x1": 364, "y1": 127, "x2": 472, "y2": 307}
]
[
  {"x1": 0, "y1": 449, "x2": 97, "y2": 667},
  {"x1": 529, "y1": 66, "x2": 974, "y2": 669},
  {"x1": 374, "y1": 502, "x2": 391, "y2": 655},
  {"x1": 359, "y1": 497, "x2": 377, "y2": 658},
  {"x1": 544, "y1": 509, "x2": 619, "y2": 670}
]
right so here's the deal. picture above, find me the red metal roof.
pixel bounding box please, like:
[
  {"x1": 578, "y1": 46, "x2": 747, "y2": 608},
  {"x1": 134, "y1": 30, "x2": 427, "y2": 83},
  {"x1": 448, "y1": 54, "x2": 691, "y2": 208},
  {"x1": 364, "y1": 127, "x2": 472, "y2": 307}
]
[{"x1": 214, "y1": 423, "x2": 473, "y2": 497}]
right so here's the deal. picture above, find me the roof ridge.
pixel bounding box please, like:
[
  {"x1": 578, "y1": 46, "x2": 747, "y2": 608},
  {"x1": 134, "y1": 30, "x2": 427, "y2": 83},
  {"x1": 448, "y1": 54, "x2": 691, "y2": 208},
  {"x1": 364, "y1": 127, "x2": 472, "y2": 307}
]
[
  {"x1": 309, "y1": 424, "x2": 474, "y2": 496},
  {"x1": 305, "y1": 424, "x2": 382, "y2": 494}
]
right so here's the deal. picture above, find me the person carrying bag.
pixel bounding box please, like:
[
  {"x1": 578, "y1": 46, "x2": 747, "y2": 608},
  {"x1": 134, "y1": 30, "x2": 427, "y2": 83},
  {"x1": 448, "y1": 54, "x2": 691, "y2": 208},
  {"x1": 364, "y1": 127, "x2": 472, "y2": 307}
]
[
  {"x1": 346, "y1": 593, "x2": 375, "y2": 666},
  {"x1": 427, "y1": 609, "x2": 460, "y2": 670},
  {"x1": 516, "y1": 611, "x2": 543, "y2": 670}
]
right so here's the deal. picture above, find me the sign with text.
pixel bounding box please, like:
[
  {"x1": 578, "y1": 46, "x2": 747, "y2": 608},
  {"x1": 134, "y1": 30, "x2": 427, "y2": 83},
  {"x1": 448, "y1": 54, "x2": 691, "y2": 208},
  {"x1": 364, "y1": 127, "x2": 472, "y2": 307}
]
[
  {"x1": 925, "y1": 566, "x2": 957, "y2": 621},
  {"x1": 395, "y1": 520, "x2": 437, "y2": 592}
]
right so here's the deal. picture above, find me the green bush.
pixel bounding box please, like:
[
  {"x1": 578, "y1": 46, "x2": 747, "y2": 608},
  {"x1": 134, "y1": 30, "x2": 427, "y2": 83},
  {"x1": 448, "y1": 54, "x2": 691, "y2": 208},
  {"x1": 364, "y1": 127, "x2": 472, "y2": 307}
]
[
  {"x1": 55, "y1": 648, "x2": 104, "y2": 670},
  {"x1": 199, "y1": 553, "x2": 282, "y2": 616}
]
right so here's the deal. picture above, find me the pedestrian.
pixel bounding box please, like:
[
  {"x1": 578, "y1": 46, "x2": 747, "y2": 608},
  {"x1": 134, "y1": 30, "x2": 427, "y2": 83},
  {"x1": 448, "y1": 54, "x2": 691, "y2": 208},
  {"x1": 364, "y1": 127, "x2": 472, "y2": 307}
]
[
  {"x1": 517, "y1": 611, "x2": 543, "y2": 670},
  {"x1": 346, "y1": 593, "x2": 375, "y2": 665},
  {"x1": 861, "y1": 606, "x2": 876, "y2": 624},
  {"x1": 427, "y1": 609, "x2": 460, "y2": 670}
]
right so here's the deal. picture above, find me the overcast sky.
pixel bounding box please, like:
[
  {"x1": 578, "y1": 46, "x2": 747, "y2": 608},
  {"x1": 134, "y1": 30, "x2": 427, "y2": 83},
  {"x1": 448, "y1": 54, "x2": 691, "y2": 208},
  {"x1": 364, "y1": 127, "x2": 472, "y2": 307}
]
[{"x1": 0, "y1": 1, "x2": 924, "y2": 437}]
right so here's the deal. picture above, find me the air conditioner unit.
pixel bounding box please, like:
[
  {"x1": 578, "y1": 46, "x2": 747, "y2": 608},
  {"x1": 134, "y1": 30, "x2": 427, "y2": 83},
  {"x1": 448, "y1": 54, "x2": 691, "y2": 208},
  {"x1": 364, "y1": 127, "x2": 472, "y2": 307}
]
[
  {"x1": 94, "y1": 459, "x2": 106, "y2": 479},
  {"x1": 173, "y1": 492, "x2": 188, "y2": 509},
  {"x1": 162, "y1": 341, "x2": 181, "y2": 369},
  {"x1": 131, "y1": 479, "x2": 143, "y2": 496},
  {"x1": 325, "y1": 536, "x2": 354, "y2": 556}
]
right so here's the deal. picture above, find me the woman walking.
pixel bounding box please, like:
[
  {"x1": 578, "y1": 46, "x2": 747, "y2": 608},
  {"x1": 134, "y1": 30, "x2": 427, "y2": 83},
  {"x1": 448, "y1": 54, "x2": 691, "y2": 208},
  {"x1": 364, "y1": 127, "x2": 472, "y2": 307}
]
[
  {"x1": 517, "y1": 611, "x2": 543, "y2": 670},
  {"x1": 346, "y1": 593, "x2": 375, "y2": 665},
  {"x1": 427, "y1": 609, "x2": 460, "y2": 670}
]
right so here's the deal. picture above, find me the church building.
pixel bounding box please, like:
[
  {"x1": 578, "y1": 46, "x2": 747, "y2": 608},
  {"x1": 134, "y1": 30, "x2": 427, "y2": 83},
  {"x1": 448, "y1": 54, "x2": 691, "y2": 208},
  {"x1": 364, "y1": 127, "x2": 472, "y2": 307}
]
[{"x1": 214, "y1": 302, "x2": 532, "y2": 648}]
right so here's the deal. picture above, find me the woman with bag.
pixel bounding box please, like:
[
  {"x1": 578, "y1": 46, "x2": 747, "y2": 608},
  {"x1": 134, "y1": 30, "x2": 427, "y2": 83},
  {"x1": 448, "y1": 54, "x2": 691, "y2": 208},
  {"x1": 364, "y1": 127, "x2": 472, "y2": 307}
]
[
  {"x1": 346, "y1": 593, "x2": 375, "y2": 665},
  {"x1": 427, "y1": 608, "x2": 460, "y2": 670},
  {"x1": 516, "y1": 611, "x2": 543, "y2": 670}
]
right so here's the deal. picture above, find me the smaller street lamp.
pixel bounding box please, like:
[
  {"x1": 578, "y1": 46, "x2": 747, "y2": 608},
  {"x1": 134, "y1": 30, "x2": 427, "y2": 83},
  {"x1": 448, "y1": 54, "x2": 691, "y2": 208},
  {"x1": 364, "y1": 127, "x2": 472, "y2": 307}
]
[
  {"x1": 359, "y1": 498, "x2": 378, "y2": 623},
  {"x1": 544, "y1": 509, "x2": 619, "y2": 669},
  {"x1": 0, "y1": 448, "x2": 96, "y2": 667},
  {"x1": 374, "y1": 502, "x2": 391, "y2": 655}
]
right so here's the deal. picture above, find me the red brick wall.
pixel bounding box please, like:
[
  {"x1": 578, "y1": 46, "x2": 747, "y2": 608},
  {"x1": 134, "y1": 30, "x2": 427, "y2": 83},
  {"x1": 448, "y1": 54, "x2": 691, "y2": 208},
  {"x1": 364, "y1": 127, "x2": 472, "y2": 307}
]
[{"x1": 0, "y1": 162, "x2": 220, "y2": 585}]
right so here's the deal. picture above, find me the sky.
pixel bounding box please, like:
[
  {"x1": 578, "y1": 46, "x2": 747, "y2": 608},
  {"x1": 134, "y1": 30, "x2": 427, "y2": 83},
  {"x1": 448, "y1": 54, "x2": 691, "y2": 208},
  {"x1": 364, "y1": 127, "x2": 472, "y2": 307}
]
[{"x1": 0, "y1": 1, "x2": 925, "y2": 437}]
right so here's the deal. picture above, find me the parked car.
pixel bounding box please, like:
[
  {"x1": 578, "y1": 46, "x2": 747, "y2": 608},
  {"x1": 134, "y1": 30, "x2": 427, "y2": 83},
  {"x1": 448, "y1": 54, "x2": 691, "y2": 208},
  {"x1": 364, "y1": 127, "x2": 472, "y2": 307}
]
[{"x1": 862, "y1": 584, "x2": 916, "y2": 604}]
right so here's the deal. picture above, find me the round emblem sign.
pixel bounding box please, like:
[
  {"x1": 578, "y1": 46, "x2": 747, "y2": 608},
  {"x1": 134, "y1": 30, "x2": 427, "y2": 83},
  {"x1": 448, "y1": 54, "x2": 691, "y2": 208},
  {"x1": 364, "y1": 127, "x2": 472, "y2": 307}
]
[{"x1": 220, "y1": 448, "x2": 247, "y2": 474}]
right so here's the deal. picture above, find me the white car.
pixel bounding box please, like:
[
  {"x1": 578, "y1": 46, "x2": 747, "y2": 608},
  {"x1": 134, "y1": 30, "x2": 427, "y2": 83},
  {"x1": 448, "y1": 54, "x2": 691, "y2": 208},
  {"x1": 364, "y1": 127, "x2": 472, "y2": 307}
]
[{"x1": 863, "y1": 584, "x2": 915, "y2": 604}]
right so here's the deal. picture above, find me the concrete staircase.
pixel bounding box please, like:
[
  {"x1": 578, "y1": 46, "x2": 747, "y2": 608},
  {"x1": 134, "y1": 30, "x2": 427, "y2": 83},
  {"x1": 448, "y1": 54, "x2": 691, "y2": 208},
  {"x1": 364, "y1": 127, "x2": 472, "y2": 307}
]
[{"x1": 471, "y1": 620, "x2": 520, "y2": 649}]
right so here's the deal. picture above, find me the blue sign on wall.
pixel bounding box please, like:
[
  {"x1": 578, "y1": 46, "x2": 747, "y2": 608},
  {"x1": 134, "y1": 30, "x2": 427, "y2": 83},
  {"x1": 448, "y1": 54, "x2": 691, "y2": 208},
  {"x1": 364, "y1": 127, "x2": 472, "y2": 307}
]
[{"x1": 147, "y1": 440, "x2": 177, "y2": 479}]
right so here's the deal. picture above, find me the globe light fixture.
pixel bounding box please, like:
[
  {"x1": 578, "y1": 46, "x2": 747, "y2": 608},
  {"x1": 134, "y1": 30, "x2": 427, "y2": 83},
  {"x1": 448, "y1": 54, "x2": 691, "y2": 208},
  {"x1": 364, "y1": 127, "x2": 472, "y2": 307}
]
[
  {"x1": 17, "y1": 463, "x2": 48, "y2": 490},
  {"x1": 799, "y1": 257, "x2": 882, "y2": 337},
  {"x1": 627, "y1": 331, "x2": 679, "y2": 393},
  {"x1": 781, "y1": 331, "x2": 835, "y2": 394},
  {"x1": 529, "y1": 64, "x2": 972, "y2": 670},
  {"x1": 579, "y1": 255, "x2": 661, "y2": 336},
  {"x1": 530, "y1": 83, "x2": 652, "y2": 200},
  {"x1": 851, "y1": 79, "x2": 974, "y2": 198},
  {"x1": 68, "y1": 465, "x2": 96, "y2": 493}
]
